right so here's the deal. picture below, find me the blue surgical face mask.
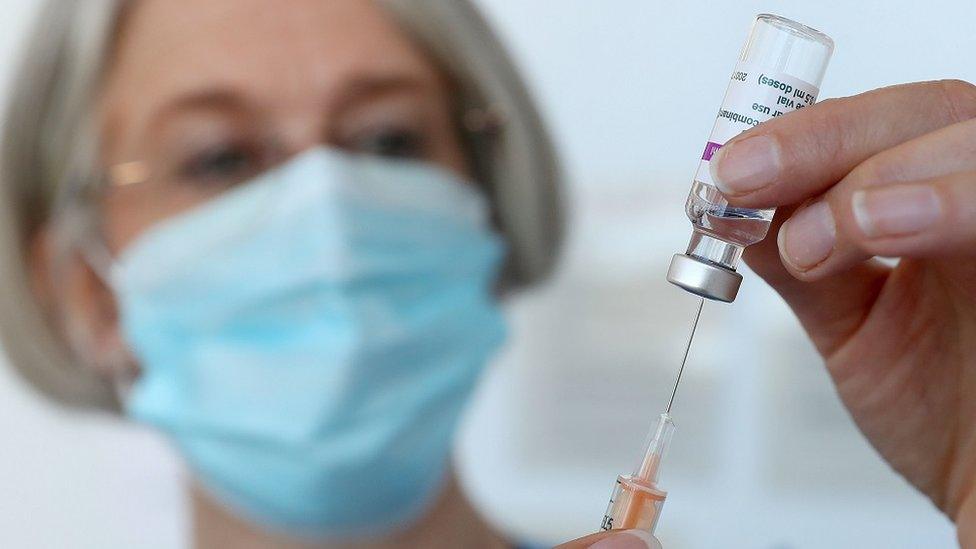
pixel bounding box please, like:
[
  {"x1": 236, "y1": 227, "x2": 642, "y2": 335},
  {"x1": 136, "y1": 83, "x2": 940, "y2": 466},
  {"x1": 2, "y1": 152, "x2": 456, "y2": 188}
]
[{"x1": 105, "y1": 148, "x2": 507, "y2": 538}]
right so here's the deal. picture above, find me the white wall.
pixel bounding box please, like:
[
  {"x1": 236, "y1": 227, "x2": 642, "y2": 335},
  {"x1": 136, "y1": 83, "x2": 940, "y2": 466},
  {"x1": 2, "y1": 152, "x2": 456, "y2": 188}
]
[{"x1": 0, "y1": 1, "x2": 972, "y2": 547}]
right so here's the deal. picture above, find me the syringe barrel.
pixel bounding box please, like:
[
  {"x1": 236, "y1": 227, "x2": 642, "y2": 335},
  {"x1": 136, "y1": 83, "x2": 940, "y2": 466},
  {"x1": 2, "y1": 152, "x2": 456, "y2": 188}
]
[
  {"x1": 669, "y1": 14, "x2": 834, "y2": 302},
  {"x1": 601, "y1": 475, "x2": 667, "y2": 534},
  {"x1": 599, "y1": 414, "x2": 676, "y2": 534}
]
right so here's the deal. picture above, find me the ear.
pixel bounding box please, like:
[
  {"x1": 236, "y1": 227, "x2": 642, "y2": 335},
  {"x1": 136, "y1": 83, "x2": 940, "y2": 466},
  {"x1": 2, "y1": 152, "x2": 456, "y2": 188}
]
[{"x1": 30, "y1": 225, "x2": 135, "y2": 378}]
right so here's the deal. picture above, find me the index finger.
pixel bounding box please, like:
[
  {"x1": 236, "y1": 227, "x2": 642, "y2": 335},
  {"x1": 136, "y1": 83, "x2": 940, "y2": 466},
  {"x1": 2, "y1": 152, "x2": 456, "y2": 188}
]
[{"x1": 709, "y1": 79, "x2": 976, "y2": 208}]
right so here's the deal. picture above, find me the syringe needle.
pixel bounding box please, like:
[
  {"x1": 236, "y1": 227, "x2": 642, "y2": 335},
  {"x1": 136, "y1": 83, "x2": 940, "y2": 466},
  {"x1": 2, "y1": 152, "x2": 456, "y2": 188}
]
[
  {"x1": 666, "y1": 297, "x2": 705, "y2": 414},
  {"x1": 601, "y1": 301, "x2": 700, "y2": 535}
]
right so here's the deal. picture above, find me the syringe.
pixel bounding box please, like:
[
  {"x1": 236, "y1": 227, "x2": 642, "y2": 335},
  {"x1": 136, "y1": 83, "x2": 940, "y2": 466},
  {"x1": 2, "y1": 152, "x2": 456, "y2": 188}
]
[{"x1": 600, "y1": 298, "x2": 704, "y2": 534}]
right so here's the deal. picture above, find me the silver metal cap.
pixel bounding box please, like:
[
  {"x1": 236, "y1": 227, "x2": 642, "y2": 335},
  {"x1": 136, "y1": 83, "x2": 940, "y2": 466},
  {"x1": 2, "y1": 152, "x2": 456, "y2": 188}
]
[{"x1": 667, "y1": 254, "x2": 743, "y2": 303}]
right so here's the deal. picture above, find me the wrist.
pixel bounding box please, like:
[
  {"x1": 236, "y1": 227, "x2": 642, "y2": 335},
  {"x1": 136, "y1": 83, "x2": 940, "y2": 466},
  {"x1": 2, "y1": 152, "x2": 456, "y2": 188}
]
[{"x1": 958, "y1": 489, "x2": 976, "y2": 549}]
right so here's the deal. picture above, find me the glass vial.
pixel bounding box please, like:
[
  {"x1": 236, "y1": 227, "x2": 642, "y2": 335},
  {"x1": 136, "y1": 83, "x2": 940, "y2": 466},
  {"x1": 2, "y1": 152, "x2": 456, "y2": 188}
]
[{"x1": 668, "y1": 14, "x2": 834, "y2": 302}]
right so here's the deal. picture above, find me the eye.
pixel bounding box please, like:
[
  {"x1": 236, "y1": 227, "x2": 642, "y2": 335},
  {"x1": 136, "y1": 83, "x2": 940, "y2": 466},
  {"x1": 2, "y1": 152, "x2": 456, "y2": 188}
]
[
  {"x1": 350, "y1": 128, "x2": 428, "y2": 160},
  {"x1": 180, "y1": 141, "x2": 267, "y2": 187}
]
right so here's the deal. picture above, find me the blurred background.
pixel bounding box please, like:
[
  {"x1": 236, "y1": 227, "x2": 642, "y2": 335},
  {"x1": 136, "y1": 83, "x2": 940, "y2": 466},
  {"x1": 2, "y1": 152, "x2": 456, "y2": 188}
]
[{"x1": 0, "y1": 1, "x2": 974, "y2": 547}]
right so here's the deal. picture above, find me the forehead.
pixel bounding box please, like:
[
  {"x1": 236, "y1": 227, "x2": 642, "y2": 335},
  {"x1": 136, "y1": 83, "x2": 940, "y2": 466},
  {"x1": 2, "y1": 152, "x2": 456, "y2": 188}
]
[{"x1": 100, "y1": 0, "x2": 442, "y2": 127}]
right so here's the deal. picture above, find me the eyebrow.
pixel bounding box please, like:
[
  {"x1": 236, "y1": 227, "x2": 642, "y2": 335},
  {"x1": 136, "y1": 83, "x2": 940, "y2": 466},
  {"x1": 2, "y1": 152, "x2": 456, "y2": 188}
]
[
  {"x1": 147, "y1": 71, "x2": 434, "y2": 128},
  {"x1": 145, "y1": 88, "x2": 254, "y2": 134},
  {"x1": 329, "y1": 72, "x2": 436, "y2": 114}
]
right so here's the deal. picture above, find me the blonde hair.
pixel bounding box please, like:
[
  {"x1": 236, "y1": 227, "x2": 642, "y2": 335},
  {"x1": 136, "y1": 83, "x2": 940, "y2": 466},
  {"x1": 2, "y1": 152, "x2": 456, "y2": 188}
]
[{"x1": 0, "y1": 0, "x2": 563, "y2": 411}]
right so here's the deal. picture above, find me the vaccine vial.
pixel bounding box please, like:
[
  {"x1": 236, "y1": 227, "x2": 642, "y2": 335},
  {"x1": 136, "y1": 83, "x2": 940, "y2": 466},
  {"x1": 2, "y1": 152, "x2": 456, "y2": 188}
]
[{"x1": 668, "y1": 14, "x2": 834, "y2": 302}]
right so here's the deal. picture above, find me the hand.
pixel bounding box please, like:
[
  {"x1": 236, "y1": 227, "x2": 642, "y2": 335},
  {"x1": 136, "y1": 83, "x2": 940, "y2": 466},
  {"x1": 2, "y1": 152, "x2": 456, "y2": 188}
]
[
  {"x1": 555, "y1": 529, "x2": 661, "y2": 549},
  {"x1": 709, "y1": 80, "x2": 976, "y2": 544}
]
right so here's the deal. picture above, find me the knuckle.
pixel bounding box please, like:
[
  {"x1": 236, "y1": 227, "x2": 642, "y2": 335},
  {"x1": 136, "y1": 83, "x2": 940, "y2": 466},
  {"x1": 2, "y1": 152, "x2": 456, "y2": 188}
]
[
  {"x1": 850, "y1": 151, "x2": 906, "y2": 186},
  {"x1": 782, "y1": 97, "x2": 852, "y2": 172},
  {"x1": 937, "y1": 79, "x2": 976, "y2": 123}
]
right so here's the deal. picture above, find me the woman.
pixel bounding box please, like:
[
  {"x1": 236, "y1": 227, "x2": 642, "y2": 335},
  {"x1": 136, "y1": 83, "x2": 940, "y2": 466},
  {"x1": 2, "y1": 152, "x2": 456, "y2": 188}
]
[
  {"x1": 2, "y1": 1, "x2": 975, "y2": 548},
  {"x1": 0, "y1": 0, "x2": 649, "y2": 547}
]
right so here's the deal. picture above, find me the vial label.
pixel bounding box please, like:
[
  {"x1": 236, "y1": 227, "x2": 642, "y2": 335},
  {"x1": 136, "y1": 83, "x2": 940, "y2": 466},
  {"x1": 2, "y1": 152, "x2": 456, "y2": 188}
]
[{"x1": 695, "y1": 64, "x2": 819, "y2": 187}]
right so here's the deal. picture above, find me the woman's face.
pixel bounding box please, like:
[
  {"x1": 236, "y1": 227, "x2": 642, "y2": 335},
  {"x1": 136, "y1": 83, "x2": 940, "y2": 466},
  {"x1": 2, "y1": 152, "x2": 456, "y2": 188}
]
[
  {"x1": 60, "y1": 0, "x2": 469, "y2": 370},
  {"x1": 97, "y1": 0, "x2": 467, "y2": 254}
]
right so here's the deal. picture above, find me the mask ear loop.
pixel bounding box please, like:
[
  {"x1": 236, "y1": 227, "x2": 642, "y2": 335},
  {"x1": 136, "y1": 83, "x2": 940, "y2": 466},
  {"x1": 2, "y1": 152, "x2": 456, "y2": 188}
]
[{"x1": 50, "y1": 167, "x2": 140, "y2": 397}]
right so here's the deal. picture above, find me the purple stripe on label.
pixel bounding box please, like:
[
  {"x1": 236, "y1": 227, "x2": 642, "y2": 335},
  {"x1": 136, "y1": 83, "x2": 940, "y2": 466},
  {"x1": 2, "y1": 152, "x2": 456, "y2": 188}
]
[{"x1": 702, "y1": 141, "x2": 723, "y2": 161}]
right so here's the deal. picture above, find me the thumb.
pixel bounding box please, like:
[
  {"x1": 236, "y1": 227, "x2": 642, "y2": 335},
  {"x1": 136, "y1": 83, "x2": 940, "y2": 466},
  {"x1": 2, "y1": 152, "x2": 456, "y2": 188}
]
[{"x1": 554, "y1": 529, "x2": 662, "y2": 549}]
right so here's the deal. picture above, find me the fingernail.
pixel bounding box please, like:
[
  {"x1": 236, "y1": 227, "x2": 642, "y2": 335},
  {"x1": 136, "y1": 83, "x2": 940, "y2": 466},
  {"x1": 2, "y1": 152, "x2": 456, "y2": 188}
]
[
  {"x1": 590, "y1": 530, "x2": 656, "y2": 549},
  {"x1": 709, "y1": 134, "x2": 782, "y2": 196},
  {"x1": 852, "y1": 185, "x2": 943, "y2": 238},
  {"x1": 779, "y1": 200, "x2": 836, "y2": 271}
]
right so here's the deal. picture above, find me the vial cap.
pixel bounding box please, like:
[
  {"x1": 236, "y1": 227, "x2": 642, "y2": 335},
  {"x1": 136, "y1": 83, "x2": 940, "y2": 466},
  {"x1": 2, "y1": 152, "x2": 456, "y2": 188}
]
[{"x1": 667, "y1": 254, "x2": 743, "y2": 303}]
